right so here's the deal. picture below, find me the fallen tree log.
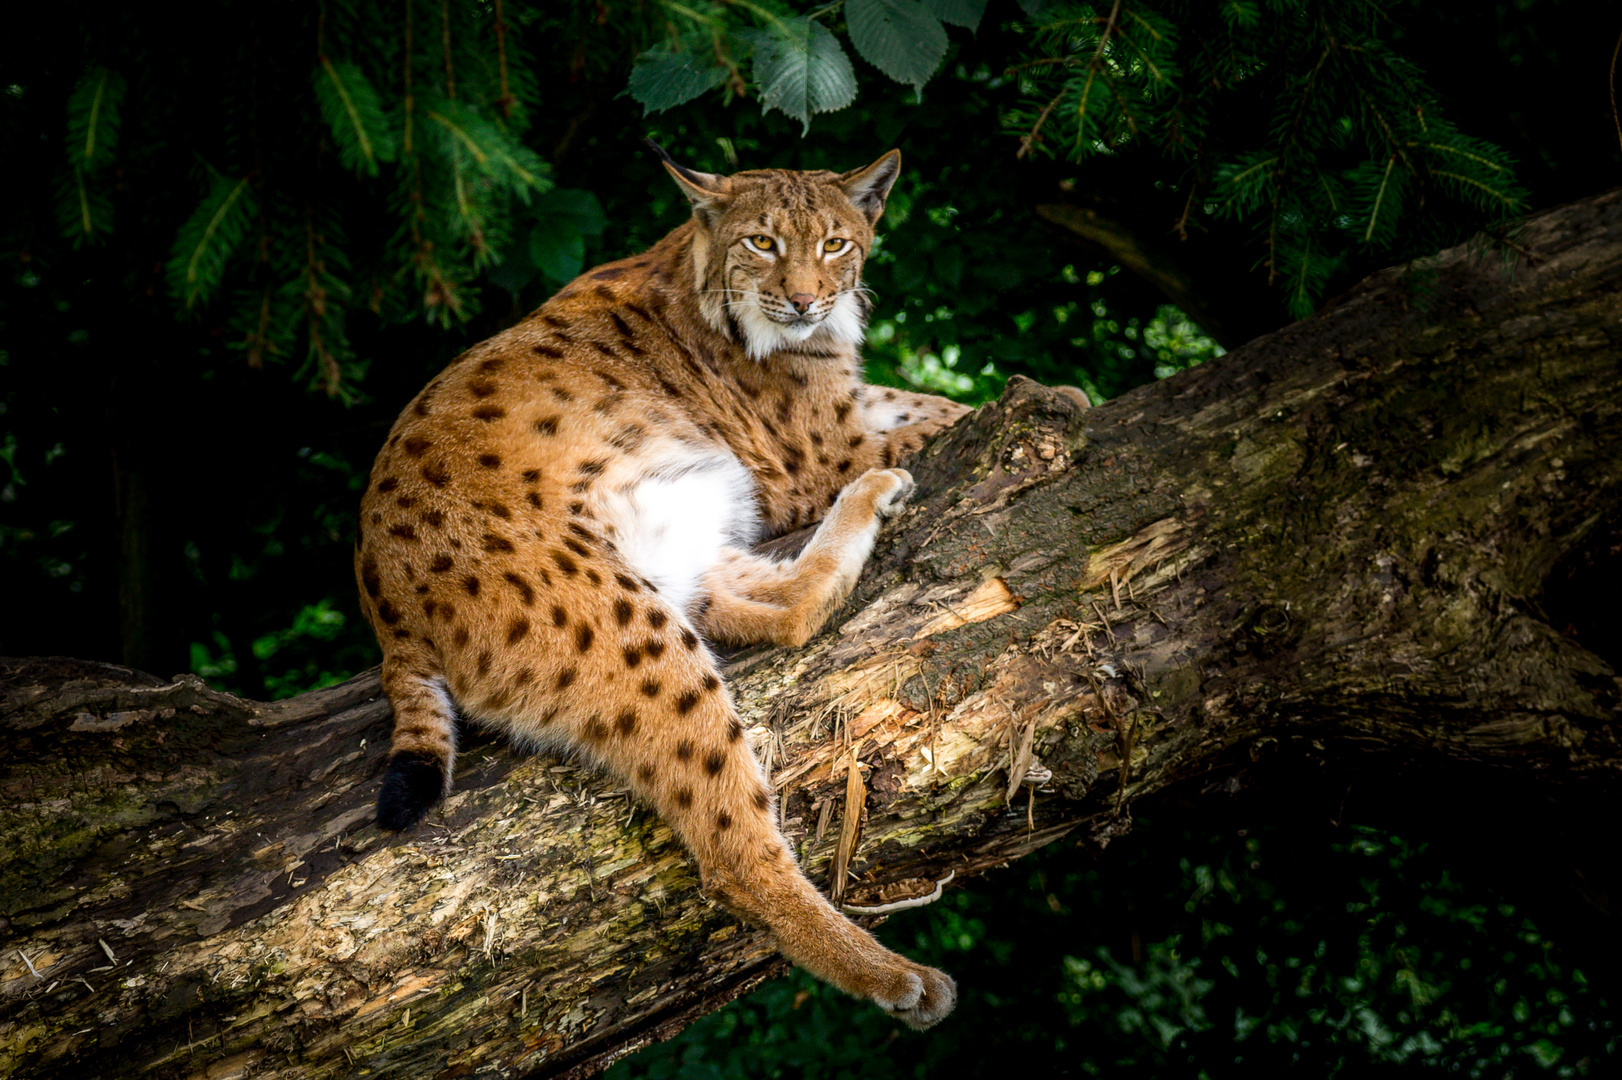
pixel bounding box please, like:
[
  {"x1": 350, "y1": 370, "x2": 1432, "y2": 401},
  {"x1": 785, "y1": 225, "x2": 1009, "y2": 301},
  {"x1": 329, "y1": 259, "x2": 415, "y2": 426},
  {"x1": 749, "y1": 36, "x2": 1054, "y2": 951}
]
[{"x1": 3, "y1": 189, "x2": 1621, "y2": 1080}]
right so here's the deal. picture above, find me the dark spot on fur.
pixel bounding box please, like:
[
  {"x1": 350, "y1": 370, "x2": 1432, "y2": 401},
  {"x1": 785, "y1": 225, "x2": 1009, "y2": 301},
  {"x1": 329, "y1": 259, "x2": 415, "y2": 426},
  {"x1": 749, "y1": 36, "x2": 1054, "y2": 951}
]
[
  {"x1": 557, "y1": 667, "x2": 577, "y2": 689},
  {"x1": 533, "y1": 344, "x2": 563, "y2": 359},
  {"x1": 403, "y1": 436, "x2": 430, "y2": 457},
  {"x1": 716, "y1": 810, "x2": 732, "y2": 830},
  {"x1": 576, "y1": 624, "x2": 594, "y2": 652},
  {"x1": 593, "y1": 268, "x2": 625, "y2": 281},
  {"x1": 522, "y1": 469, "x2": 541, "y2": 483},
  {"x1": 504, "y1": 571, "x2": 534, "y2": 605},
  {"x1": 647, "y1": 609, "x2": 668, "y2": 630},
  {"x1": 470, "y1": 381, "x2": 496, "y2": 398},
  {"x1": 676, "y1": 787, "x2": 693, "y2": 809},
  {"x1": 703, "y1": 674, "x2": 720, "y2": 692},
  {"x1": 835, "y1": 401, "x2": 852, "y2": 423},
  {"x1": 622, "y1": 646, "x2": 642, "y2": 668},
  {"x1": 551, "y1": 386, "x2": 574, "y2": 402},
  {"x1": 615, "y1": 709, "x2": 637, "y2": 736},
  {"x1": 422, "y1": 462, "x2": 451, "y2": 487},
  {"x1": 388, "y1": 523, "x2": 417, "y2": 541},
  {"x1": 641, "y1": 678, "x2": 660, "y2": 698},
  {"x1": 705, "y1": 751, "x2": 724, "y2": 776},
  {"x1": 676, "y1": 690, "x2": 700, "y2": 714},
  {"x1": 478, "y1": 453, "x2": 502, "y2": 469},
  {"x1": 361, "y1": 559, "x2": 382, "y2": 597},
  {"x1": 376, "y1": 599, "x2": 400, "y2": 624},
  {"x1": 727, "y1": 717, "x2": 743, "y2": 742},
  {"x1": 638, "y1": 764, "x2": 655, "y2": 783},
  {"x1": 453, "y1": 626, "x2": 470, "y2": 648},
  {"x1": 425, "y1": 509, "x2": 446, "y2": 528},
  {"x1": 645, "y1": 639, "x2": 666, "y2": 660},
  {"x1": 507, "y1": 617, "x2": 530, "y2": 644},
  {"x1": 536, "y1": 417, "x2": 560, "y2": 436},
  {"x1": 614, "y1": 598, "x2": 633, "y2": 626},
  {"x1": 754, "y1": 789, "x2": 770, "y2": 811},
  {"x1": 482, "y1": 533, "x2": 514, "y2": 554},
  {"x1": 564, "y1": 537, "x2": 590, "y2": 557},
  {"x1": 527, "y1": 492, "x2": 544, "y2": 509},
  {"x1": 552, "y1": 550, "x2": 578, "y2": 575},
  {"x1": 473, "y1": 404, "x2": 506, "y2": 422},
  {"x1": 552, "y1": 605, "x2": 567, "y2": 627},
  {"x1": 377, "y1": 477, "x2": 399, "y2": 493},
  {"x1": 463, "y1": 575, "x2": 480, "y2": 596},
  {"x1": 477, "y1": 650, "x2": 492, "y2": 675},
  {"x1": 680, "y1": 628, "x2": 699, "y2": 650},
  {"x1": 676, "y1": 741, "x2": 693, "y2": 761},
  {"x1": 615, "y1": 573, "x2": 640, "y2": 592},
  {"x1": 837, "y1": 458, "x2": 852, "y2": 473}
]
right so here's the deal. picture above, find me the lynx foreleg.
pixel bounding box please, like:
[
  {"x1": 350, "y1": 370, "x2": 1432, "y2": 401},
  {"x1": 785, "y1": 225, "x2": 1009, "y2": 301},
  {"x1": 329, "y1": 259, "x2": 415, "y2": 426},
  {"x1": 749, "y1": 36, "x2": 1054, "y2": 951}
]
[{"x1": 696, "y1": 468, "x2": 914, "y2": 647}]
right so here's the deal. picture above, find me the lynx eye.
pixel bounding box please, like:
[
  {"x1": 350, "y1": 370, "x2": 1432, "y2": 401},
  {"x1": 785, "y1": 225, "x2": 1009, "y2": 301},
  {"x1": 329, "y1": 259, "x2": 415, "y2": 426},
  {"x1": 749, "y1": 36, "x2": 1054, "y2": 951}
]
[
  {"x1": 747, "y1": 235, "x2": 776, "y2": 252},
  {"x1": 822, "y1": 238, "x2": 850, "y2": 254}
]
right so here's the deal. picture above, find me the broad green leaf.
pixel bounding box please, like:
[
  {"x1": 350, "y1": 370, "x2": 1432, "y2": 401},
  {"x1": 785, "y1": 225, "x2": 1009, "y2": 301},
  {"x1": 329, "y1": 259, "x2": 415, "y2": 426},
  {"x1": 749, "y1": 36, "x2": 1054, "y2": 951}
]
[
  {"x1": 627, "y1": 45, "x2": 729, "y2": 114},
  {"x1": 845, "y1": 0, "x2": 948, "y2": 95},
  {"x1": 922, "y1": 0, "x2": 988, "y2": 31},
  {"x1": 312, "y1": 59, "x2": 396, "y2": 177},
  {"x1": 535, "y1": 188, "x2": 608, "y2": 236},
  {"x1": 166, "y1": 173, "x2": 258, "y2": 309},
  {"x1": 746, "y1": 18, "x2": 858, "y2": 134},
  {"x1": 529, "y1": 216, "x2": 586, "y2": 284},
  {"x1": 64, "y1": 65, "x2": 126, "y2": 172}
]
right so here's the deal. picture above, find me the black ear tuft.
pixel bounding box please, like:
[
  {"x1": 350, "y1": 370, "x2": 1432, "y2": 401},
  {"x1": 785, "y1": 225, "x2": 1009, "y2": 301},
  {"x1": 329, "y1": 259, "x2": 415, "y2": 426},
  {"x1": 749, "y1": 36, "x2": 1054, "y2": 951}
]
[
  {"x1": 377, "y1": 750, "x2": 446, "y2": 831},
  {"x1": 645, "y1": 136, "x2": 709, "y2": 188}
]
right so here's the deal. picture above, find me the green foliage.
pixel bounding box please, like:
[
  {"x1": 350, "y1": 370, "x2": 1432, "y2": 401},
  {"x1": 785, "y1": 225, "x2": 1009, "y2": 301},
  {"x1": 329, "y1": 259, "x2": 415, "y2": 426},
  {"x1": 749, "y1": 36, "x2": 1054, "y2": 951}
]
[
  {"x1": 313, "y1": 58, "x2": 397, "y2": 177},
  {"x1": 630, "y1": 38, "x2": 735, "y2": 114},
  {"x1": 746, "y1": 18, "x2": 858, "y2": 134},
  {"x1": 528, "y1": 188, "x2": 610, "y2": 283},
  {"x1": 54, "y1": 64, "x2": 127, "y2": 247},
  {"x1": 611, "y1": 818, "x2": 1618, "y2": 1078},
  {"x1": 166, "y1": 173, "x2": 259, "y2": 311},
  {"x1": 63, "y1": 64, "x2": 126, "y2": 172},
  {"x1": 845, "y1": 0, "x2": 950, "y2": 95},
  {"x1": 1007, "y1": 0, "x2": 1528, "y2": 317}
]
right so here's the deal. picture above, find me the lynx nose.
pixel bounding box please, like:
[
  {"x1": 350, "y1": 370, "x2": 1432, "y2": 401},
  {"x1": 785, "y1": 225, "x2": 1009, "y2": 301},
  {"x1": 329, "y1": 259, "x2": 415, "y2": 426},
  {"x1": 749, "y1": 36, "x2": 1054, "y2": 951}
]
[{"x1": 788, "y1": 293, "x2": 815, "y2": 313}]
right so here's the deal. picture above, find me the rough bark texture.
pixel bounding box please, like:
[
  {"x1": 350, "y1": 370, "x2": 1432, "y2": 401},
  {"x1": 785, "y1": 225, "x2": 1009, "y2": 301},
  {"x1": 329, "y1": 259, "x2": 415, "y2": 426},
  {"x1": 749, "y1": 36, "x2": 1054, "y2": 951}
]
[{"x1": 4, "y1": 190, "x2": 1621, "y2": 1080}]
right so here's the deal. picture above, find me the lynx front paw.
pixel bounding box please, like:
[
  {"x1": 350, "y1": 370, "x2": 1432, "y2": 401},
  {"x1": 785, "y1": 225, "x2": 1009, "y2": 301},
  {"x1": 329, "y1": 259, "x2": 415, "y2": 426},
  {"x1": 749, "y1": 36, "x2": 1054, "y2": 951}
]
[
  {"x1": 871, "y1": 468, "x2": 915, "y2": 519},
  {"x1": 871, "y1": 961, "x2": 958, "y2": 1030}
]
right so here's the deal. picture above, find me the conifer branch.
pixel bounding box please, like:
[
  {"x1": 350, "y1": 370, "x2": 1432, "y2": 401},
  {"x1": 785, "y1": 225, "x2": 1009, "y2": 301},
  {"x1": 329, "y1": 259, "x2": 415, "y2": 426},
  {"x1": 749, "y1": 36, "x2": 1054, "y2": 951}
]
[{"x1": 1364, "y1": 155, "x2": 1395, "y2": 243}]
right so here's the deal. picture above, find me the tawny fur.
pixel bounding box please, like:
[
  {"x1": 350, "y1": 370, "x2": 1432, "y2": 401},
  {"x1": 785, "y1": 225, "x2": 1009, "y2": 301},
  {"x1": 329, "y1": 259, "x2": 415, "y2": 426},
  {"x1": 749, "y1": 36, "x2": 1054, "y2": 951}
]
[{"x1": 355, "y1": 149, "x2": 974, "y2": 1028}]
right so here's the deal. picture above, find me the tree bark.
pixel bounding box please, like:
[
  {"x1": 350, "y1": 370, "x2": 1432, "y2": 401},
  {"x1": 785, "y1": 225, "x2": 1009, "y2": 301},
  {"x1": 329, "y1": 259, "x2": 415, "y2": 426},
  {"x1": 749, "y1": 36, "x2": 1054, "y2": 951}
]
[{"x1": 4, "y1": 189, "x2": 1621, "y2": 1080}]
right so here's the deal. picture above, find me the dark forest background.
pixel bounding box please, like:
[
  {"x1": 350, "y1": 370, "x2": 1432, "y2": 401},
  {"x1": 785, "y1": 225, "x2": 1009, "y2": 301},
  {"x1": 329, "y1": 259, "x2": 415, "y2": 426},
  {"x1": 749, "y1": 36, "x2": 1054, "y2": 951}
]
[{"x1": 2, "y1": 2, "x2": 1618, "y2": 1074}]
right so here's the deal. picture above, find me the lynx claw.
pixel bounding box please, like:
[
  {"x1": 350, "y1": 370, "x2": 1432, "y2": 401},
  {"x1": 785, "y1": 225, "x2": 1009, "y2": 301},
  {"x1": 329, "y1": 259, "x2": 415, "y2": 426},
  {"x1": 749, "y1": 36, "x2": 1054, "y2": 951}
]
[{"x1": 873, "y1": 469, "x2": 915, "y2": 519}]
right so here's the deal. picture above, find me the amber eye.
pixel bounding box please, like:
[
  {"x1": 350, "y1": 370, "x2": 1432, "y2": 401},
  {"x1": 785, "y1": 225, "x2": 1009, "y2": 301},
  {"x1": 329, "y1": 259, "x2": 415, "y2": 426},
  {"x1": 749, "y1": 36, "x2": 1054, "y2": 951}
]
[
  {"x1": 747, "y1": 235, "x2": 776, "y2": 252},
  {"x1": 823, "y1": 238, "x2": 850, "y2": 254}
]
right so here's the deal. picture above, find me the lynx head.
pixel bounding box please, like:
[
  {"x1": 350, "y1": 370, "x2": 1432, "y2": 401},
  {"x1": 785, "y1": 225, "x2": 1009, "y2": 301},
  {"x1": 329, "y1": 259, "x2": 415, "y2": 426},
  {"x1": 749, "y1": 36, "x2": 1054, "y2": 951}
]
[{"x1": 653, "y1": 142, "x2": 901, "y2": 360}]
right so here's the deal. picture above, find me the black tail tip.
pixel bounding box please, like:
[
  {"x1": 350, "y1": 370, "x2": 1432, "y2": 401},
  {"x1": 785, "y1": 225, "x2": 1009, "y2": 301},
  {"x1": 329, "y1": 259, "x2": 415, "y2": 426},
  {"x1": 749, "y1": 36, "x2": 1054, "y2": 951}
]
[{"x1": 376, "y1": 750, "x2": 446, "y2": 831}]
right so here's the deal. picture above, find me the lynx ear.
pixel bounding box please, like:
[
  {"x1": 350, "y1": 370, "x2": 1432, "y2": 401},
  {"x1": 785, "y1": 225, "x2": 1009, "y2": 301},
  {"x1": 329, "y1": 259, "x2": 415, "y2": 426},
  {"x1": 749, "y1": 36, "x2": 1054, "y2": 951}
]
[
  {"x1": 646, "y1": 137, "x2": 731, "y2": 222},
  {"x1": 838, "y1": 150, "x2": 901, "y2": 225}
]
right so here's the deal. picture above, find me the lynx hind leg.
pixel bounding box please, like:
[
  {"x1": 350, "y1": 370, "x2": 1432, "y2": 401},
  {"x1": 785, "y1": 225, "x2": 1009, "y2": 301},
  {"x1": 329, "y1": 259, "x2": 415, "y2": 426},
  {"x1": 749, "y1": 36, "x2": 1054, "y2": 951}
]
[
  {"x1": 565, "y1": 609, "x2": 955, "y2": 1027},
  {"x1": 697, "y1": 468, "x2": 915, "y2": 647},
  {"x1": 376, "y1": 645, "x2": 459, "y2": 830}
]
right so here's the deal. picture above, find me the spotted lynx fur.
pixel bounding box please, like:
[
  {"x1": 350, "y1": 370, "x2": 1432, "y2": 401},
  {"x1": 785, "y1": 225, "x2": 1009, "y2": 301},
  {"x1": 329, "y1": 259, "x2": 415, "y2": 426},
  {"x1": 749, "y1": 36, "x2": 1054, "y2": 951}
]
[{"x1": 355, "y1": 145, "x2": 972, "y2": 1027}]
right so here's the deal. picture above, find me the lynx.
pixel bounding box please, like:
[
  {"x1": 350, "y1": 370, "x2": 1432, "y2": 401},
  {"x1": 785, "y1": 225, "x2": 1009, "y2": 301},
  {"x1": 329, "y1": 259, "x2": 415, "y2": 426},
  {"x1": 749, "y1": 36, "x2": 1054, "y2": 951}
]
[{"x1": 355, "y1": 144, "x2": 973, "y2": 1027}]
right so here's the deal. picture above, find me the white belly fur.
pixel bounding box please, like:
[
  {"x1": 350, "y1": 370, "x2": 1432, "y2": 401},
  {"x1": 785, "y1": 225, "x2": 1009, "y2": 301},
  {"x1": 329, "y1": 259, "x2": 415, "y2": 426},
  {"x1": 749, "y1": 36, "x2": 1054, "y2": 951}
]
[{"x1": 594, "y1": 446, "x2": 762, "y2": 615}]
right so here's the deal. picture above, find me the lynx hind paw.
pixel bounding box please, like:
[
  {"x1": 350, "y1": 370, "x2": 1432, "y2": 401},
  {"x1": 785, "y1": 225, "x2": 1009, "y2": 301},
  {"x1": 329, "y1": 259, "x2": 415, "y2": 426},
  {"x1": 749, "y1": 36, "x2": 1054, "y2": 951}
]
[
  {"x1": 872, "y1": 469, "x2": 915, "y2": 519},
  {"x1": 376, "y1": 750, "x2": 446, "y2": 831},
  {"x1": 873, "y1": 963, "x2": 957, "y2": 1030}
]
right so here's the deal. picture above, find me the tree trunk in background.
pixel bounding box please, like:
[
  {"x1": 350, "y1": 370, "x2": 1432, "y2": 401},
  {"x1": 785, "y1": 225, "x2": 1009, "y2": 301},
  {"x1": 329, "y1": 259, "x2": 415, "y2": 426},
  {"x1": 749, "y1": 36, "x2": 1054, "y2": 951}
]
[{"x1": 3, "y1": 191, "x2": 1621, "y2": 1080}]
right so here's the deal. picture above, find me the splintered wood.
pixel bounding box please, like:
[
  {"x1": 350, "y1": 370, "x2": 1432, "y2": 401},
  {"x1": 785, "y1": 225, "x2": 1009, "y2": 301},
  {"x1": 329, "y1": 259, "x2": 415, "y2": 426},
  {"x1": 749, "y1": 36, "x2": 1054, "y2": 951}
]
[
  {"x1": 828, "y1": 745, "x2": 865, "y2": 906},
  {"x1": 914, "y1": 577, "x2": 1020, "y2": 638}
]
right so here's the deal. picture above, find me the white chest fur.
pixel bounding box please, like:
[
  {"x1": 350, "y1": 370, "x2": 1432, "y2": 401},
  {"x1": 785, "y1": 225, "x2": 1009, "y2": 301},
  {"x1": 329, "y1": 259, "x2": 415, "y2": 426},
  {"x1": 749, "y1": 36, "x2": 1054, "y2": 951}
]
[{"x1": 594, "y1": 445, "x2": 762, "y2": 615}]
